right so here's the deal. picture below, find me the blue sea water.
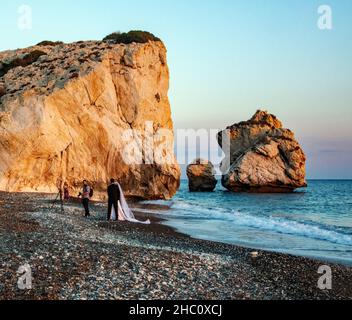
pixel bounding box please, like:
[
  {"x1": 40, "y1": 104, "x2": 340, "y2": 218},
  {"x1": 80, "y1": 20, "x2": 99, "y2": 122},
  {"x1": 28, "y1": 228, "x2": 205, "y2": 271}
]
[{"x1": 141, "y1": 180, "x2": 352, "y2": 265}]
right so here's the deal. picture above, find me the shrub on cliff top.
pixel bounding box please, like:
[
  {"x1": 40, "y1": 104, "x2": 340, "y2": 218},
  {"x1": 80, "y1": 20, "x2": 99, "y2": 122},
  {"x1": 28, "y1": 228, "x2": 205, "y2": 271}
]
[
  {"x1": 36, "y1": 40, "x2": 64, "y2": 47},
  {"x1": 103, "y1": 30, "x2": 161, "y2": 44}
]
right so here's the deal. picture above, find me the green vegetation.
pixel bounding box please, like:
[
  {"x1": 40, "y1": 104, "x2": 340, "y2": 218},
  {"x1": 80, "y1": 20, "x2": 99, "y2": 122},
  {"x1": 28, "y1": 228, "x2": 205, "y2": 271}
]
[
  {"x1": 103, "y1": 30, "x2": 161, "y2": 44},
  {"x1": 36, "y1": 41, "x2": 63, "y2": 47},
  {"x1": 0, "y1": 50, "x2": 47, "y2": 77}
]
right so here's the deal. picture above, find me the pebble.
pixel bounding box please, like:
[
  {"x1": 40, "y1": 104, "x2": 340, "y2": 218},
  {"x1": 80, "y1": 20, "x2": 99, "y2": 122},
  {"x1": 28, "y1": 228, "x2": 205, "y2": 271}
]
[{"x1": 0, "y1": 191, "x2": 351, "y2": 300}]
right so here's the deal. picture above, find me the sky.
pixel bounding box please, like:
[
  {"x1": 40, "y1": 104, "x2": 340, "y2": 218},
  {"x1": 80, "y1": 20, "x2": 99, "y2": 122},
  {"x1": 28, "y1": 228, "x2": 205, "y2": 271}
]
[{"x1": 1, "y1": 0, "x2": 352, "y2": 179}]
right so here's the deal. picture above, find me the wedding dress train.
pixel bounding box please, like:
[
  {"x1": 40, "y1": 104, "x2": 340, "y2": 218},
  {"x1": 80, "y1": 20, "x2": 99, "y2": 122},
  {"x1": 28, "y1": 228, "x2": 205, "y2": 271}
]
[{"x1": 110, "y1": 183, "x2": 150, "y2": 225}]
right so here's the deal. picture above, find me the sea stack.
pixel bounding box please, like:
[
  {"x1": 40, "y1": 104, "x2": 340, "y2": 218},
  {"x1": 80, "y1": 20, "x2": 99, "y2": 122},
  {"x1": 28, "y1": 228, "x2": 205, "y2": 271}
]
[
  {"x1": 217, "y1": 110, "x2": 307, "y2": 193},
  {"x1": 0, "y1": 36, "x2": 180, "y2": 200},
  {"x1": 187, "y1": 159, "x2": 218, "y2": 192}
]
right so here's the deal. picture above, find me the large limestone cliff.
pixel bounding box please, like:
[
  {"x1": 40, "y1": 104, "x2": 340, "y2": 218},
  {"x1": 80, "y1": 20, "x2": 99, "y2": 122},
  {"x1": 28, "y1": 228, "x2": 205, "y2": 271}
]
[
  {"x1": 0, "y1": 40, "x2": 180, "y2": 199},
  {"x1": 218, "y1": 110, "x2": 307, "y2": 193}
]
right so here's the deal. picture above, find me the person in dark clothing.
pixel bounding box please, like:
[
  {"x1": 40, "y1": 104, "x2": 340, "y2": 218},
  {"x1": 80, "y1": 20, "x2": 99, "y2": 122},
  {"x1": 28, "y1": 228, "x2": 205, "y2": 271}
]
[
  {"x1": 107, "y1": 178, "x2": 121, "y2": 221},
  {"x1": 82, "y1": 198, "x2": 90, "y2": 217},
  {"x1": 79, "y1": 180, "x2": 91, "y2": 217},
  {"x1": 63, "y1": 182, "x2": 70, "y2": 201}
]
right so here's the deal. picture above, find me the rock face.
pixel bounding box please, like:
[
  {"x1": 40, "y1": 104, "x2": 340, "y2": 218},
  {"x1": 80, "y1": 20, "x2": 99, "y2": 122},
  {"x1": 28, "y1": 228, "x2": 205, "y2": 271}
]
[
  {"x1": 0, "y1": 40, "x2": 180, "y2": 200},
  {"x1": 217, "y1": 110, "x2": 307, "y2": 193},
  {"x1": 0, "y1": 83, "x2": 5, "y2": 98},
  {"x1": 187, "y1": 159, "x2": 217, "y2": 192}
]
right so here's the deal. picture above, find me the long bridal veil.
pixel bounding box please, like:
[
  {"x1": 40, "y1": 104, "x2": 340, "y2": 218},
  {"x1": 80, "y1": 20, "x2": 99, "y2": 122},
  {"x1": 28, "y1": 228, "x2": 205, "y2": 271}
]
[{"x1": 111, "y1": 183, "x2": 151, "y2": 225}]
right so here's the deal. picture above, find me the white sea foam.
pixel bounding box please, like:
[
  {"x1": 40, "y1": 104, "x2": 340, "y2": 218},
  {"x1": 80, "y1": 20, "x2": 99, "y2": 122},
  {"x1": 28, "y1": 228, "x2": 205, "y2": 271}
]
[{"x1": 142, "y1": 200, "x2": 352, "y2": 246}]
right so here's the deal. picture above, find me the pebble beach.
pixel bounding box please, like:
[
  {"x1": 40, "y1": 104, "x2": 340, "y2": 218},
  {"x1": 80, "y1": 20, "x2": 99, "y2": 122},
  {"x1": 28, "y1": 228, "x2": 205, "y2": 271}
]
[{"x1": 0, "y1": 191, "x2": 351, "y2": 300}]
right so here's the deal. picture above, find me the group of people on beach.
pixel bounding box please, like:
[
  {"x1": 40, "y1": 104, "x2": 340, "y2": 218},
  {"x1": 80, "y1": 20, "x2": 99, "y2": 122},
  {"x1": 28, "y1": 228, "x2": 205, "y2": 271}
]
[{"x1": 61, "y1": 179, "x2": 150, "y2": 225}]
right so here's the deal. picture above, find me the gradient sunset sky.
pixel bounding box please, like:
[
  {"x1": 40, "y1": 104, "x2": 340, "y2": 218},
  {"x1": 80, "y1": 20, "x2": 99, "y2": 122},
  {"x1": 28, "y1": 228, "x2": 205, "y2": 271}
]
[{"x1": 1, "y1": 0, "x2": 351, "y2": 179}]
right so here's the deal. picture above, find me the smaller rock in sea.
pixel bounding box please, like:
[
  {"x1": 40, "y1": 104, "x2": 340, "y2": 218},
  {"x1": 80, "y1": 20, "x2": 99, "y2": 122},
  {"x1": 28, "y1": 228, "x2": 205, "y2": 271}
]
[{"x1": 187, "y1": 159, "x2": 218, "y2": 192}]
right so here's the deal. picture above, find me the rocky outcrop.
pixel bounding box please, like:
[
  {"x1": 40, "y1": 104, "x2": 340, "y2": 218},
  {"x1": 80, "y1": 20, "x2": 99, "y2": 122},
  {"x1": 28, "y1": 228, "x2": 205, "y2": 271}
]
[
  {"x1": 0, "y1": 39, "x2": 180, "y2": 200},
  {"x1": 217, "y1": 110, "x2": 307, "y2": 193},
  {"x1": 187, "y1": 159, "x2": 217, "y2": 192},
  {"x1": 0, "y1": 82, "x2": 5, "y2": 98}
]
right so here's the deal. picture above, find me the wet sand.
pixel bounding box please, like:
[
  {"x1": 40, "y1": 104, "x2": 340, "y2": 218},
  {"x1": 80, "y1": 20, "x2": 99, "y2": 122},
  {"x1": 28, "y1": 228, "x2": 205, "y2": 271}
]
[{"x1": 0, "y1": 191, "x2": 351, "y2": 300}]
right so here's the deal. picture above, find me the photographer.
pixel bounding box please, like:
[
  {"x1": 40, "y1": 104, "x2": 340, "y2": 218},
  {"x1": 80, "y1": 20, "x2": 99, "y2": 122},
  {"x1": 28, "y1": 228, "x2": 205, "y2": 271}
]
[{"x1": 79, "y1": 180, "x2": 92, "y2": 217}]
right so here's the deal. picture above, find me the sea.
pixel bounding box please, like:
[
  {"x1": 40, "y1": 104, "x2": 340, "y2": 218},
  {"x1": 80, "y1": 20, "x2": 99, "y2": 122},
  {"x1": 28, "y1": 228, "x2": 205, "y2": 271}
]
[{"x1": 140, "y1": 180, "x2": 352, "y2": 265}]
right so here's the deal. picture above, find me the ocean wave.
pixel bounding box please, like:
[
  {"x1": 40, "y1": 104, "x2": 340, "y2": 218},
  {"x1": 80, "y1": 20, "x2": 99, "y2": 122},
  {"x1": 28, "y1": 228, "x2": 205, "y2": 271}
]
[
  {"x1": 142, "y1": 200, "x2": 352, "y2": 246},
  {"x1": 229, "y1": 212, "x2": 352, "y2": 246}
]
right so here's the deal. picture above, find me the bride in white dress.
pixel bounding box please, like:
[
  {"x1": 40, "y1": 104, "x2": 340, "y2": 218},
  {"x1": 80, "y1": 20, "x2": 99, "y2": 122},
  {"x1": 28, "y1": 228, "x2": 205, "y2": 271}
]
[{"x1": 110, "y1": 182, "x2": 150, "y2": 225}]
